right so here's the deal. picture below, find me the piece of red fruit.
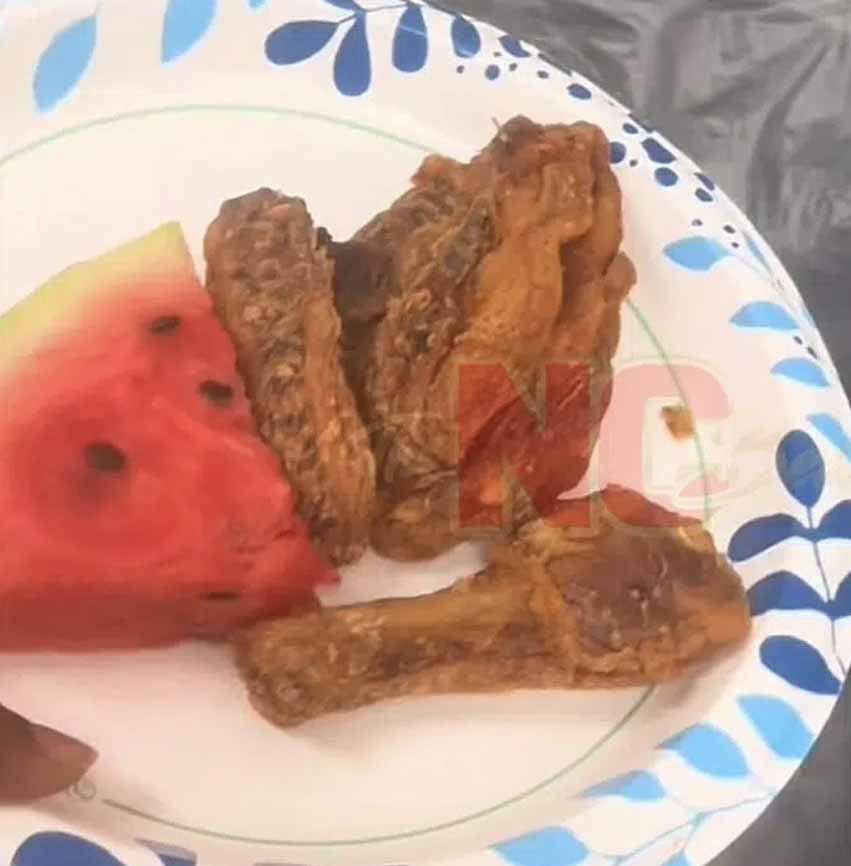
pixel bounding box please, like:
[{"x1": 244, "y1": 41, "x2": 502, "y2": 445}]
[{"x1": 0, "y1": 223, "x2": 336, "y2": 651}]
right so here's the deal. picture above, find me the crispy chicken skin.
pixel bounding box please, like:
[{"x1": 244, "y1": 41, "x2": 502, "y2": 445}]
[
  {"x1": 329, "y1": 116, "x2": 635, "y2": 561},
  {"x1": 234, "y1": 488, "x2": 751, "y2": 727},
  {"x1": 204, "y1": 190, "x2": 376, "y2": 565}
]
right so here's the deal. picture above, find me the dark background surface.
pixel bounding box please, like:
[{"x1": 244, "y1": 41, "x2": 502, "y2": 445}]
[{"x1": 449, "y1": 1, "x2": 850, "y2": 864}]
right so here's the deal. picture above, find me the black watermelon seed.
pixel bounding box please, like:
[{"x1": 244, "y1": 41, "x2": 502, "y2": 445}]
[
  {"x1": 149, "y1": 315, "x2": 182, "y2": 335},
  {"x1": 199, "y1": 380, "x2": 234, "y2": 406},
  {"x1": 85, "y1": 441, "x2": 127, "y2": 473},
  {"x1": 202, "y1": 591, "x2": 241, "y2": 602}
]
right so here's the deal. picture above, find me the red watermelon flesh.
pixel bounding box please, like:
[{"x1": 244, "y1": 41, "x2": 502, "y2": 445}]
[{"x1": 0, "y1": 223, "x2": 337, "y2": 651}]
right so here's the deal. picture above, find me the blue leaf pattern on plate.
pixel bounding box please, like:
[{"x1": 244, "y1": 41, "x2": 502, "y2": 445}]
[
  {"x1": 567, "y1": 83, "x2": 591, "y2": 100},
  {"x1": 266, "y1": 20, "x2": 339, "y2": 65},
  {"x1": 583, "y1": 770, "x2": 666, "y2": 801},
  {"x1": 833, "y1": 573, "x2": 851, "y2": 620},
  {"x1": 747, "y1": 571, "x2": 827, "y2": 616},
  {"x1": 659, "y1": 724, "x2": 749, "y2": 779},
  {"x1": 663, "y1": 236, "x2": 729, "y2": 272},
  {"x1": 248, "y1": 0, "x2": 267, "y2": 8},
  {"x1": 499, "y1": 34, "x2": 531, "y2": 57},
  {"x1": 771, "y1": 358, "x2": 830, "y2": 388},
  {"x1": 451, "y1": 14, "x2": 481, "y2": 58},
  {"x1": 393, "y1": 4, "x2": 428, "y2": 73},
  {"x1": 13, "y1": 832, "x2": 127, "y2": 866},
  {"x1": 808, "y1": 412, "x2": 851, "y2": 462},
  {"x1": 323, "y1": 0, "x2": 362, "y2": 10},
  {"x1": 33, "y1": 14, "x2": 97, "y2": 112},
  {"x1": 610, "y1": 141, "x2": 626, "y2": 164},
  {"x1": 138, "y1": 840, "x2": 197, "y2": 866},
  {"x1": 814, "y1": 500, "x2": 851, "y2": 541},
  {"x1": 727, "y1": 513, "x2": 807, "y2": 562},
  {"x1": 641, "y1": 137, "x2": 676, "y2": 164},
  {"x1": 161, "y1": 0, "x2": 217, "y2": 63},
  {"x1": 496, "y1": 828, "x2": 588, "y2": 866},
  {"x1": 737, "y1": 695, "x2": 814, "y2": 759},
  {"x1": 151, "y1": 856, "x2": 195, "y2": 866},
  {"x1": 776, "y1": 430, "x2": 824, "y2": 508},
  {"x1": 760, "y1": 636, "x2": 841, "y2": 695},
  {"x1": 730, "y1": 302, "x2": 798, "y2": 332},
  {"x1": 661, "y1": 854, "x2": 691, "y2": 866},
  {"x1": 334, "y1": 15, "x2": 371, "y2": 96}
]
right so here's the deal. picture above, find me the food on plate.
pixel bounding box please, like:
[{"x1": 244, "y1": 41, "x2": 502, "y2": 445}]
[
  {"x1": 329, "y1": 115, "x2": 635, "y2": 561},
  {"x1": 662, "y1": 404, "x2": 696, "y2": 440},
  {"x1": 0, "y1": 224, "x2": 336, "y2": 651},
  {"x1": 235, "y1": 487, "x2": 751, "y2": 727},
  {"x1": 2, "y1": 115, "x2": 749, "y2": 730},
  {"x1": 205, "y1": 189, "x2": 376, "y2": 565}
]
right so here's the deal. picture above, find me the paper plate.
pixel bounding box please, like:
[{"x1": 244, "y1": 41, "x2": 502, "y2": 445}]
[{"x1": 1, "y1": 2, "x2": 849, "y2": 866}]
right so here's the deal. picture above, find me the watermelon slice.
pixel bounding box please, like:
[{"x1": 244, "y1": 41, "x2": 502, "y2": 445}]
[{"x1": 0, "y1": 223, "x2": 337, "y2": 651}]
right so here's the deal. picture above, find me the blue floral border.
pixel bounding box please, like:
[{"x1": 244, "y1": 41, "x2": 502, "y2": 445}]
[{"x1": 6, "y1": 1, "x2": 851, "y2": 865}]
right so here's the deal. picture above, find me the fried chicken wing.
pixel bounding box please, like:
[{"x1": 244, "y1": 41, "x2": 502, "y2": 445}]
[
  {"x1": 204, "y1": 190, "x2": 376, "y2": 565},
  {"x1": 235, "y1": 488, "x2": 751, "y2": 727},
  {"x1": 330, "y1": 117, "x2": 635, "y2": 560}
]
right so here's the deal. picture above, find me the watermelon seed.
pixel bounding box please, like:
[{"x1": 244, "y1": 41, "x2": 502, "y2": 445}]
[
  {"x1": 149, "y1": 314, "x2": 182, "y2": 334},
  {"x1": 84, "y1": 441, "x2": 127, "y2": 473},
  {"x1": 199, "y1": 380, "x2": 235, "y2": 406},
  {"x1": 202, "y1": 591, "x2": 241, "y2": 601}
]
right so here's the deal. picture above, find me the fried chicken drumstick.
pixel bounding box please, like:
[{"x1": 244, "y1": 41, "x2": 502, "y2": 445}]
[
  {"x1": 329, "y1": 116, "x2": 635, "y2": 561},
  {"x1": 204, "y1": 190, "x2": 376, "y2": 565},
  {"x1": 235, "y1": 488, "x2": 751, "y2": 727}
]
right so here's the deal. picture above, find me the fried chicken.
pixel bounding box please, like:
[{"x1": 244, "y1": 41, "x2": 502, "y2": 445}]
[
  {"x1": 235, "y1": 488, "x2": 751, "y2": 727},
  {"x1": 204, "y1": 190, "x2": 376, "y2": 565},
  {"x1": 330, "y1": 116, "x2": 635, "y2": 560}
]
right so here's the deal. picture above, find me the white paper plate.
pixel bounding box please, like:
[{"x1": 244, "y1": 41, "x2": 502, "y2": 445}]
[{"x1": 1, "y1": 2, "x2": 849, "y2": 866}]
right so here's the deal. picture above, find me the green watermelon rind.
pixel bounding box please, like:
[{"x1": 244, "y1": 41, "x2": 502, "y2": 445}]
[{"x1": 0, "y1": 222, "x2": 195, "y2": 374}]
